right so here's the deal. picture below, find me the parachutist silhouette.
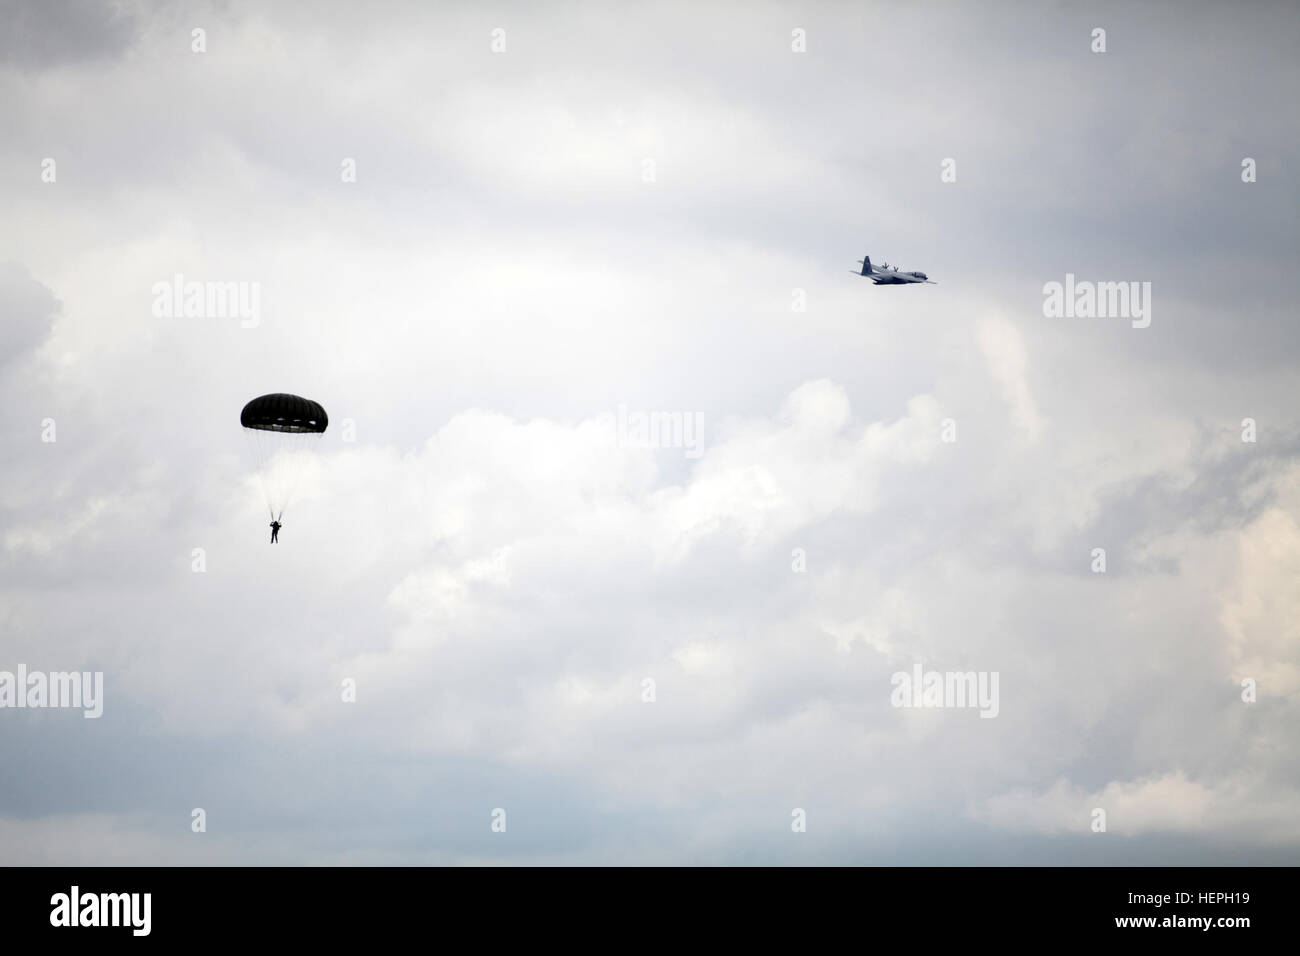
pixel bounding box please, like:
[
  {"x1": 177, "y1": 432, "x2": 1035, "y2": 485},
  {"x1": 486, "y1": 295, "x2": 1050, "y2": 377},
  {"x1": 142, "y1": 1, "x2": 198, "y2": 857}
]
[{"x1": 270, "y1": 520, "x2": 281, "y2": 543}]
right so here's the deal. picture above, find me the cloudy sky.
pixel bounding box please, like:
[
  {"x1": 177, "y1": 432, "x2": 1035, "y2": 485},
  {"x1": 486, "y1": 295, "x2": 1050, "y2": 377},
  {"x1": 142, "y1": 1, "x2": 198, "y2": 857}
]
[{"x1": 1, "y1": 0, "x2": 1297, "y2": 864}]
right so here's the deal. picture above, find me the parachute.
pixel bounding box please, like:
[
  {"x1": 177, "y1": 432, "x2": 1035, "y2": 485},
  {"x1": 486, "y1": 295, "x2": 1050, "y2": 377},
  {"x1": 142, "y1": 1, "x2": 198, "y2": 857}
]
[{"x1": 240, "y1": 393, "x2": 328, "y2": 521}]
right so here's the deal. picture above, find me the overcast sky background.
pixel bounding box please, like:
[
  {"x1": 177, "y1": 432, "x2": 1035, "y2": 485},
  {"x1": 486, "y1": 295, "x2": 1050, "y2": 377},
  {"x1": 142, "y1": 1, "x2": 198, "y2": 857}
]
[{"x1": 1, "y1": 0, "x2": 1298, "y2": 864}]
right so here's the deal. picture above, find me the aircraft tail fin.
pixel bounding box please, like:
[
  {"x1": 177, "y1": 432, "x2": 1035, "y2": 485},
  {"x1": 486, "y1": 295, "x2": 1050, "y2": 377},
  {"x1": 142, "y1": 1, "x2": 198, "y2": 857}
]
[{"x1": 860, "y1": 255, "x2": 873, "y2": 276}]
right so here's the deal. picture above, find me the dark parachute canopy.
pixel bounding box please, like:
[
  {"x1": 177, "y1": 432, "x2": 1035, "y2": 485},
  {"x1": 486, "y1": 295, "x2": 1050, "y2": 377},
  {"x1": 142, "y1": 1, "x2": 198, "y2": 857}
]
[
  {"x1": 240, "y1": 393, "x2": 328, "y2": 434},
  {"x1": 240, "y1": 393, "x2": 328, "y2": 521}
]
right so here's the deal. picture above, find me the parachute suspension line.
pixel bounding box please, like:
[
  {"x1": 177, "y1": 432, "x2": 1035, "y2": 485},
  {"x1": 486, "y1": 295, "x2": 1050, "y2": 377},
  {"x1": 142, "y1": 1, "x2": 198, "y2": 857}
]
[
  {"x1": 244, "y1": 427, "x2": 275, "y2": 521},
  {"x1": 244, "y1": 425, "x2": 303, "y2": 521},
  {"x1": 271, "y1": 429, "x2": 312, "y2": 522}
]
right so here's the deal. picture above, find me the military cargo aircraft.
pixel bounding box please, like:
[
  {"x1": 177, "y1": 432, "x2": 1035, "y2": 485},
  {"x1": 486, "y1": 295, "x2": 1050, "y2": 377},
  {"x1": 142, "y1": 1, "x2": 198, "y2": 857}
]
[{"x1": 854, "y1": 255, "x2": 935, "y2": 284}]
